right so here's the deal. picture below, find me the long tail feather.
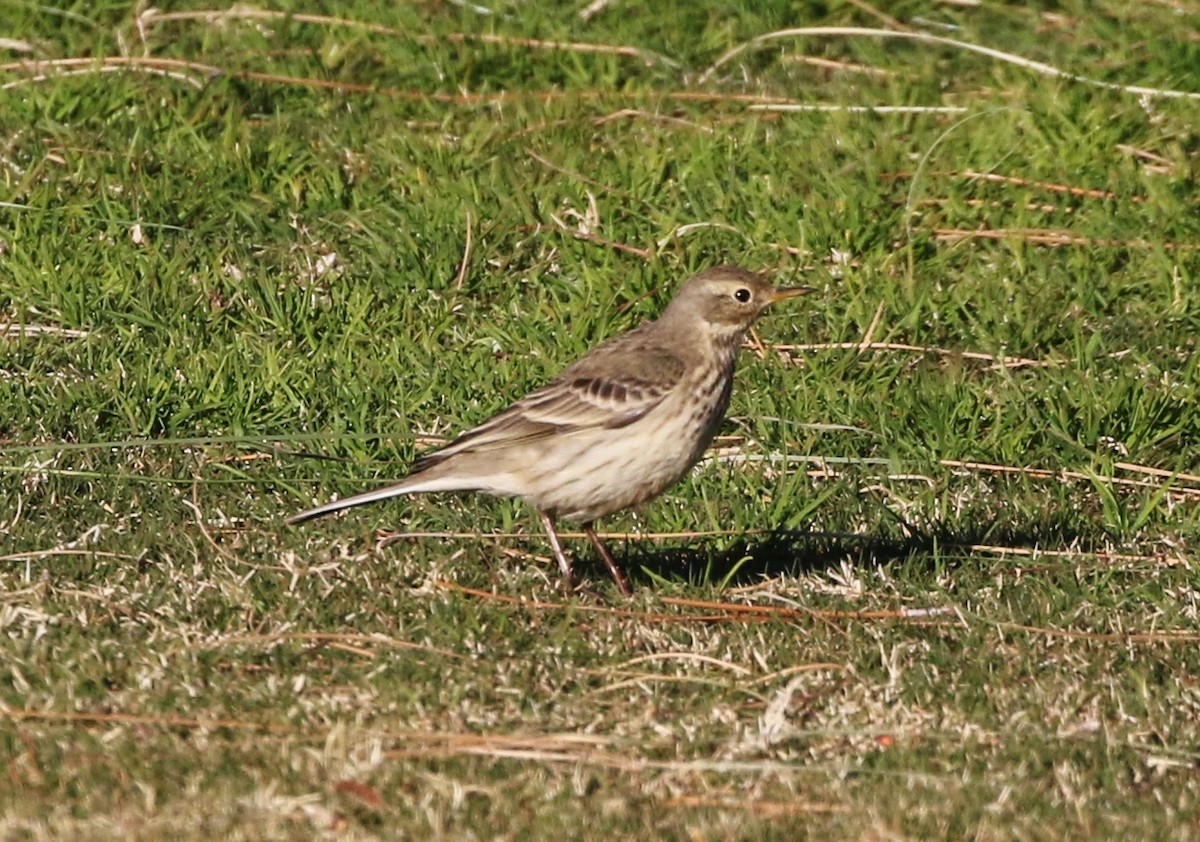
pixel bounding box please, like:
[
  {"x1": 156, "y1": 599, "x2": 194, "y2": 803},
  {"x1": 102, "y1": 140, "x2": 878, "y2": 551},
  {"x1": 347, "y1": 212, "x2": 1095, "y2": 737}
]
[{"x1": 284, "y1": 473, "x2": 479, "y2": 525}]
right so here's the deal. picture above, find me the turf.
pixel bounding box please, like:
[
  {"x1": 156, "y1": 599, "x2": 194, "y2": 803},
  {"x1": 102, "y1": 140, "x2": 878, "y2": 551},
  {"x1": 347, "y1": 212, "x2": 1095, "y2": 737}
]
[{"x1": 2, "y1": 1, "x2": 1200, "y2": 838}]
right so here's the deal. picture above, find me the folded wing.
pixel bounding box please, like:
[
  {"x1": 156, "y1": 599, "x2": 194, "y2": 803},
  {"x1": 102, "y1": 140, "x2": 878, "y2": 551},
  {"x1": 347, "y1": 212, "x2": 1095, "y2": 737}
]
[{"x1": 413, "y1": 340, "x2": 686, "y2": 470}]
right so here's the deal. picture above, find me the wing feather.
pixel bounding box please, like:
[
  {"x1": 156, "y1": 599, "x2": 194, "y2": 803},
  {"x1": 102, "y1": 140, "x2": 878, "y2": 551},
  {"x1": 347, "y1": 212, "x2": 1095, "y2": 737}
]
[{"x1": 413, "y1": 337, "x2": 687, "y2": 470}]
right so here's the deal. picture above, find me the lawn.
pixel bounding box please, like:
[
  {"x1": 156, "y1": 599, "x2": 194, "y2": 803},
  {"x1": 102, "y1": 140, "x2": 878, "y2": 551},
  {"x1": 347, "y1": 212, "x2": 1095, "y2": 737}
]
[{"x1": 2, "y1": 0, "x2": 1200, "y2": 838}]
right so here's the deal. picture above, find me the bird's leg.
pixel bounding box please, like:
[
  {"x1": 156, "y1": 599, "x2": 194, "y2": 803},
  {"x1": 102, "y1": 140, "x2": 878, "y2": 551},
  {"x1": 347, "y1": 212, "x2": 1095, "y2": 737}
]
[
  {"x1": 582, "y1": 523, "x2": 633, "y2": 596},
  {"x1": 537, "y1": 511, "x2": 575, "y2": 594}
]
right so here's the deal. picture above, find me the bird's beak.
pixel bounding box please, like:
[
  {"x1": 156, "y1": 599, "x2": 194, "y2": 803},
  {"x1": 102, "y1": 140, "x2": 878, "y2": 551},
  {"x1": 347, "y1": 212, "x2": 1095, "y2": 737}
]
[{"x1": 768, "y1": 286, "x2": 815, "y2": 303}]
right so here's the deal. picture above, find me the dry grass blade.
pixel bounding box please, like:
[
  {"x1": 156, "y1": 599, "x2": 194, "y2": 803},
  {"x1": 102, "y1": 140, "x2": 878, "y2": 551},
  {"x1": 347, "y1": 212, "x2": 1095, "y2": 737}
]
[
  {"x1": 749, "y1": 104, "x2": 968, "y2": 114},
  {"x1": 658, "y1": 597, "x2": 952, "y2": 622},
  {"x1": 956, "y1": 170, "x2": 1133, "y2": 200},
  {"x1": 383, "y1": 731, "x2": 618, "y2": 763},
  {"x1": 436, "y1": 584, "x2": 952, "y2": 627},
  {"x1": 777, "y1": 340, "x2": 1055, "y2": 370},
  {"x1": 857, "y1": 301, "x2": 886, "y2": 351},
  {"x1": 934, "y1": 228, "x2": 1200, "y2": 249},
  {"x1": 139, "y1": 7, "x2": 678, "y2": 66},
  {"x1": 940, "y1": 459, "x2": 1200, "y2": 499},
  {"x1": 452, "y1": 209, "x2": 473, "y2": 291},
  {"x1": 964, "y1": 543, "x2": 1184, "y2": 567},
  {"x1": 200, "y1": 632, "x2": 466, "y2": 659},
  {"x1": 0, "y1": 56, "x2": 216, "y2": 89},
  {"x1": 780, "y1": 54, "x2": 897, "y2": 78},
  {"x1": 1114, "y1": 462, "x2": 1200, "y2": 486},
  {"x1": 885, "y1": 169, "x2": 1140, "y2": 201},
  {"x1": 0, "y1": 323, "x2": 90, "y2": 339},
  {"x1": 1, "y1": 708, "x2": 296, "y2": 734},
  {"x1": 699, "y1": 26, "x2": 1200, "y2": 100},
  {"x1": 992, "y1": 621, "x2": 1200, "y2": 645},
  {"x1": 383, "y1": 733, "x2": 856, "y2": 778},
  {"x1": 433, "y1": 581, "x2": 775, "y2": 624},
  {"x1": 604, "y1": 652, "x2": 755, "y2": 675},
  {"x1": 584, "y1": 672, "x2": 768, "y2": 699},
  {"x1": 381, "y1": 528, "x2": 762, "y2": 542},
  {"x1": 747, "y1": 663, "x2": 848, "y2": 687},
  {"x1": 0, "y1": 548, "x2": 135, "y2": 562},
  {"x1": 659, "y1": 795, "x2": 850, "y2": 815},
  {"x1": 843, "y1": 0, "x2": 911, "y2": 30}
]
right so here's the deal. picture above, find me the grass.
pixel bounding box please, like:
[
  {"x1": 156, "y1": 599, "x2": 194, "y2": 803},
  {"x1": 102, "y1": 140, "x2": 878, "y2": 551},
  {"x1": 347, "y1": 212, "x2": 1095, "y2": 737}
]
[{"x1": 2, "y1": 0, "x2": 1200, "y2": 837}]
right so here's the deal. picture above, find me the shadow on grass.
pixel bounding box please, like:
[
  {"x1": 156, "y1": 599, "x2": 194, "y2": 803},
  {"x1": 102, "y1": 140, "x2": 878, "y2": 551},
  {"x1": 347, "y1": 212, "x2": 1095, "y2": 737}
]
[{"x1": 594, "y1": 518, "x2": 1095, "y2": 590}]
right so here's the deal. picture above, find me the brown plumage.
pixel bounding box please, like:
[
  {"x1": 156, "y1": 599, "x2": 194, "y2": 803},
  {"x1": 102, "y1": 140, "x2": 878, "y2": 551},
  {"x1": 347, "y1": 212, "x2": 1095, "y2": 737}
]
[{"x1": 286, "y1": 265, "x2": 810, "y2": 594}]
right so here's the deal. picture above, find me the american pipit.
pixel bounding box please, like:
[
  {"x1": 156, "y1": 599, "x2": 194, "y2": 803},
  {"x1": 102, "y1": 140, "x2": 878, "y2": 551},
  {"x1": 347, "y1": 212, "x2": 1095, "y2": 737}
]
[{"x1": 287, "y1": 265, "x2": 810, "y2": 595}]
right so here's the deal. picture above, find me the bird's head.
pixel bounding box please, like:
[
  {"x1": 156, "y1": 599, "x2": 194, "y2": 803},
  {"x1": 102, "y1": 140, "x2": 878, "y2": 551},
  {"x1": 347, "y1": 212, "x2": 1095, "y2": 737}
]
[{"x1": 664, "y1": 265, "x2": 811, "y2": 332}]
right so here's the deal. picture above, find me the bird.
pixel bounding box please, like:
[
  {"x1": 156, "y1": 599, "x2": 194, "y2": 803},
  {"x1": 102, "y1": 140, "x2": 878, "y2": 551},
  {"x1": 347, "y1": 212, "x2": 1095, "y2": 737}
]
[{"x1": 286, "y1": 264, "x2": 811, "y2": 595}]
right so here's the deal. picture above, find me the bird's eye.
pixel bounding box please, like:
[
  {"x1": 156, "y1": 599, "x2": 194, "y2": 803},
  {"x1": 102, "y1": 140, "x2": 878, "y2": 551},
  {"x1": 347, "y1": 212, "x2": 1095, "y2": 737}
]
[{"x1": 733, "y1": 288, "x2": 751, "y2": 303}]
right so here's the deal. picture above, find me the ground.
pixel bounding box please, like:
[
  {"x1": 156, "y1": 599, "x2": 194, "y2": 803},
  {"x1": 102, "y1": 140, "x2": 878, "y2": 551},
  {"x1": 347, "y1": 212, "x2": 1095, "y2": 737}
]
[{"x1": 2, "y1": 1, "x2": 1200, "y2": 838}]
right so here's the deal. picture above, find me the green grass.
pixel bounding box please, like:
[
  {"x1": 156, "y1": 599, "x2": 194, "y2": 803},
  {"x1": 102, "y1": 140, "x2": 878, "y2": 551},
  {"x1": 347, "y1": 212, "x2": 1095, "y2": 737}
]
[{"x1": 3, "y1": 0, "x2": 1200, "y2": 837}]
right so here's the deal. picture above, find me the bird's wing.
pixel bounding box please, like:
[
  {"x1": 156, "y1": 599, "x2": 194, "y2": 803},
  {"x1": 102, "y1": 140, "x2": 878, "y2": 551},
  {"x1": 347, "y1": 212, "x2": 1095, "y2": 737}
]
[{"x1": 412, "y1": 342, "x2": 687, "y2": 469}]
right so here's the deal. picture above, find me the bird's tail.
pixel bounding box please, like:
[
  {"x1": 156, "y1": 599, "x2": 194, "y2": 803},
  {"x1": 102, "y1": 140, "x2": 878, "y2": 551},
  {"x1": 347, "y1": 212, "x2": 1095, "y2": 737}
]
[{"x1": 284, "y1": 472, "x2": 480, "y2": 525}]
